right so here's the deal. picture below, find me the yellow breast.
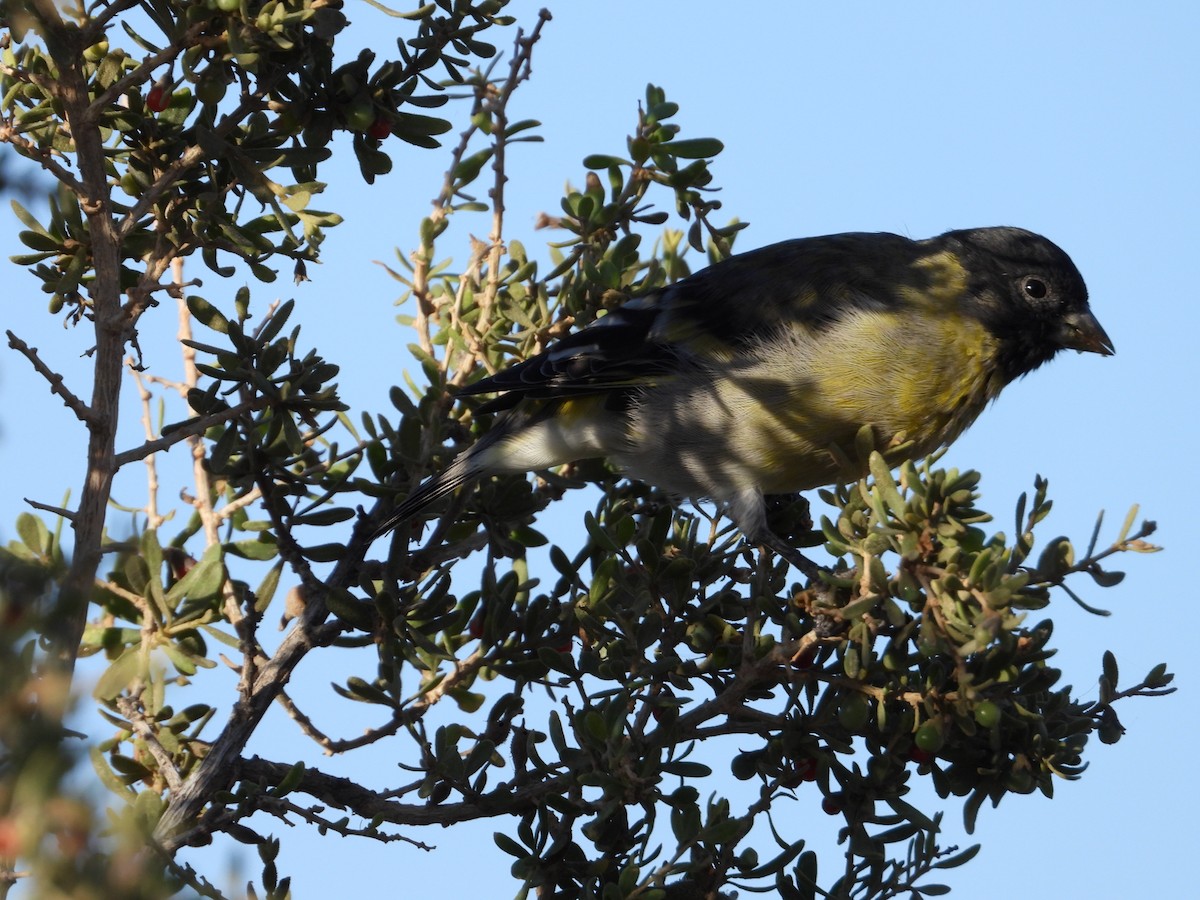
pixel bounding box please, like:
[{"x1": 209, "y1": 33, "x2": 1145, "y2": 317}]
[{"x1": 734, "y1": 308, "x2": 1002, "y2": 492}]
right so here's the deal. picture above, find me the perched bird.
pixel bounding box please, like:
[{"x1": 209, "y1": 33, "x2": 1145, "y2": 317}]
[{"x1": 373, "y1": 227, "x2": 1112, "y2": 575}]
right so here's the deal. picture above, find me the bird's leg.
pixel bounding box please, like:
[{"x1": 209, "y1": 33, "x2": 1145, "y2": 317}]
[
  {"x1": 756, "y1": 527, "x2": 825, "y2": 582},
  {"x1": 753, "y1": 492, "x2": 826, "y2": 582}
]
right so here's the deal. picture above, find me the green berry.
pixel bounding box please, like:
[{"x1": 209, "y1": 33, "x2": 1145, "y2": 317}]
[
  {"x1": 343, "y1": 100, "x2": 376, "y2": 132},
  {"x1": 914, "y1": 720, "x2": 944, "y2": 754},
  {"x1": 838, "y1": 692, "x2": 870, "y2": 732},
  {"x1": 974, "y1": 700, "x2": 1001, "y2": 728}
]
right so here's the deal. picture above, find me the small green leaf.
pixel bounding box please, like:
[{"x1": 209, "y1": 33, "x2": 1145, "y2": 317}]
[
  {"x1": 660, "y1": 760, "x2": 712, "y2": 778},
  {"x1": 1102, "y1": 650, "x2": 1119, "y2": 687},
  {"x1": 187, "y1": 295, "x2": 230, "y2": 334},
  {"x1": 270, "y1": 761, "x2": 306, "y2": 797},
  {"x1": 932, "y1": 843, "x2": 981, "y2": 869},
  {"x1": 449, "y1": 688, "x2": 486, "y2": 713},
  {"x1": 161, "y1": 641, "x2": 198, "y2": 676},
  {"x1": 583, "y1": 153, "x2": 629, "y2": 169},
  {"x1": 661, "y1": 137, "x2": 723, "y2": 159},
  {"x1": 94, "y1": 648, "x2": 141, "y2": 700},
  {"x1": 165, "y1": 543, "x2": 224, "y2": 605},
  {"x1": 494, "y1": 832, "x2": 528, "y2": 859},
  {"x1": 90, "y1": 747, "x2": 135, "y2": 799},
  {"x1": 1088, "y1": 566, "x2": 1125, "y2": 588},
  {"x1": 227, "y1": 537, "x2": 279, "y2": 561},
  {"x1": 16, "y1": 512, "x2": 48, "y2": 554}
]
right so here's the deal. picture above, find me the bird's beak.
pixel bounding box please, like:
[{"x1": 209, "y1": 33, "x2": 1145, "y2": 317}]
[{"x1": 1060, "y1": 310, "x2": 1115, "y2": 356}]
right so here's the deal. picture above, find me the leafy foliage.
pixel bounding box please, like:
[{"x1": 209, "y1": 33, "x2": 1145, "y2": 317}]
[{"x1": 0, "y1": 3, "x2": 1173, "y2": 899}]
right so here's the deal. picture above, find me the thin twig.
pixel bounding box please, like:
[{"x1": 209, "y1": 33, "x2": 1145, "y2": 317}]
[
  {"x1": 23, "y1": 498, "x2": 76, "y2": 522},
  {"x1": 129, "y1": 360, "x2": 165, "y2": 529},
  {"x1": 0, "y1": 120, "x2": 86, "y2": 193},
  {"x1": 116, "y1": 696, "x2": 184, "y2": 793},
  {"x1": 112, "y1": 397, "x2": 268, "y2": 467},
  {"x1": 95, "y1": 578, "x2": 152, "y2": 615},
  {"x1": 6, "y1": 330, "x2": 93, "y2": 423},
  {"x1": 256, "y1": 795, "x2": 435, "y2": 850},
  {"x1": 213, "y1": 486, "x2": 263, "y2": 524}
]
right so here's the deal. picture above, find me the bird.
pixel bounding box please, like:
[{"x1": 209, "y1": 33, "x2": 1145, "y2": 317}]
[{"x1": 372, "y1": 226, "x2": 1113, "y2": 576}]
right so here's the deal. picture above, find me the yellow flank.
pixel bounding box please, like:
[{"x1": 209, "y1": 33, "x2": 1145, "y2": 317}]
[
  {"x1": 554, "y1": 397, "x2": 599, "y2": 424},
  {"x1": 728, "y1": 305, "x2": 1000, "y2": 493}
]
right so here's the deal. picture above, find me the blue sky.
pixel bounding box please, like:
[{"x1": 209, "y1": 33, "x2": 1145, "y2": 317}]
[{"x1": 1, "y1": 1, "x2": 1196, "y2": 897}]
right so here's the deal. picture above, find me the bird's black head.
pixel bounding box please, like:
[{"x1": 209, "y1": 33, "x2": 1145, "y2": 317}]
[{"x1": 941, "y1": 226, "x2": 1113, "y2": 383}]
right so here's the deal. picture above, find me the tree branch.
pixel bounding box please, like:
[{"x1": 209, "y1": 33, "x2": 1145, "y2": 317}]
[
  {"x1": 0, "y1": 119, "x2": 86, "y2": 193},
  {"x1": 37, "y1": 10, "x2": 132, "y2": 678},
  {"x1": 233, "y1": 755, "x2": 573, "y2": 829}
]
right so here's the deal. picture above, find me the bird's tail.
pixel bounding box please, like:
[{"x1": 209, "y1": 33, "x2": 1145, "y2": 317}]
[{"x1": 370, "y1": 450, "x2": 483, "y2": 542}]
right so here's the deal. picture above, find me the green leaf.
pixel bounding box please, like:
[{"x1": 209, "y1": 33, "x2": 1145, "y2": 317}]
[
  {"x1": 325, "y1": 590, "x2": 376, "y2": 631},
  {"x1": 1088, "y1": 566, "x2": 1125, "y2": 588},
  {"x1": 291, "y1": 507, "x2": 356, "y2": 527},
  {"x1": 494, "y1": 831, "x2": 528, "y2": 859},
  {"x1": 660, "y1": 760, "x2": 712, "y2": 778},
  {"x1": 661, "y1": 137, "x2": 724, "y2": 159},
  {"x1": 868, "y1": 451, "x2": 905, "y2": 513},
  {"x1": 256, "y1": 299, "x2": 295, "y2": 346},
  {"x1": 300, "y1": 542, "x2": 346, "y2": 562},
  {"x1": 90, "y1": 747, "x2": 136, "y2": 799},
  {"x1": 1144, "y1": 662, "x2": 1174, "y2": 689},
  {"x1": 583, "y1": 153, "x2": 629, "y2": 169},
  {"x1": 932, "y1": 843, "x2": 981, "y2": 869},
  {"x1": 450, "y1": 688, "x2": 486, "y2": 713},
  {"x1": 227, "y1": 537, "x2": 279, "y2": 561},
  {"x1": 270, "y1": 761, "x2": 307, "y2": 797},
  {"x1": 161, "y1": 641, "x2": 198, "y2": 676},
  {"x1": 255, "y1": 563, "x2": 283, "y2": 613},
  {"x1": 18, "y1": 229, "x2": 61, "y2": 252},
  {"x1": 10, "y1": 200, "x2": 49, "y2": 234},
  {"x1": 1035, "y1": 536, "x2": 1073, "y2": 580},
  {"x1": 93, "y1": 647, "x2": 141, "y2": 700},
  {"x1": 453, "y1": 148, "x2": 493, "y2": 184},
  {"x1": 16, "y1": 512, "x2": 48, "y2": 554},
  {"x1": 1102, "y1": 650, "x2": 1119, "y2": 688},
  {"x1": 283, "y1": 190, "x2": 312, "y2": 213},
  {"x1": 165, "y1": 543, "x2": 224, "y2": 605},
  {"x1": 187, "y1": 295, "x2": 230, "y2": 334}
]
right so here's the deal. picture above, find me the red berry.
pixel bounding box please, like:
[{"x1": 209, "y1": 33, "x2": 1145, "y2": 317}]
[
  {"x1": 0, "y1": 818, "x2": 21, "y2": 857},
  {"x1": 792, "y1": 645, "x2": 818, "y2": 669},
  {"x1": 780, "y1": 756, "x2": 819, "y2": 788},
  {"x1": 908, "y1": 747, "x2": 934, "y2": 766},
  {"x1": 468, "y1": 614, "x2": 484, "y2": 640},
  {"x1": 368, "y1": 117, "x2": 391, "y2": 140},
  {"x1": 821, "y1": 795, "x2": 842, "y2": 816},
  {"x1": 146, "y1": 86, "x2": 169, "y2": 113}
]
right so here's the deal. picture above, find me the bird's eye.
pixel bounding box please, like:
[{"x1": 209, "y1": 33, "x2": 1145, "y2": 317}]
[{"x1": 1023, "y1": 277, "x2": 1048, "y2": 299}]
